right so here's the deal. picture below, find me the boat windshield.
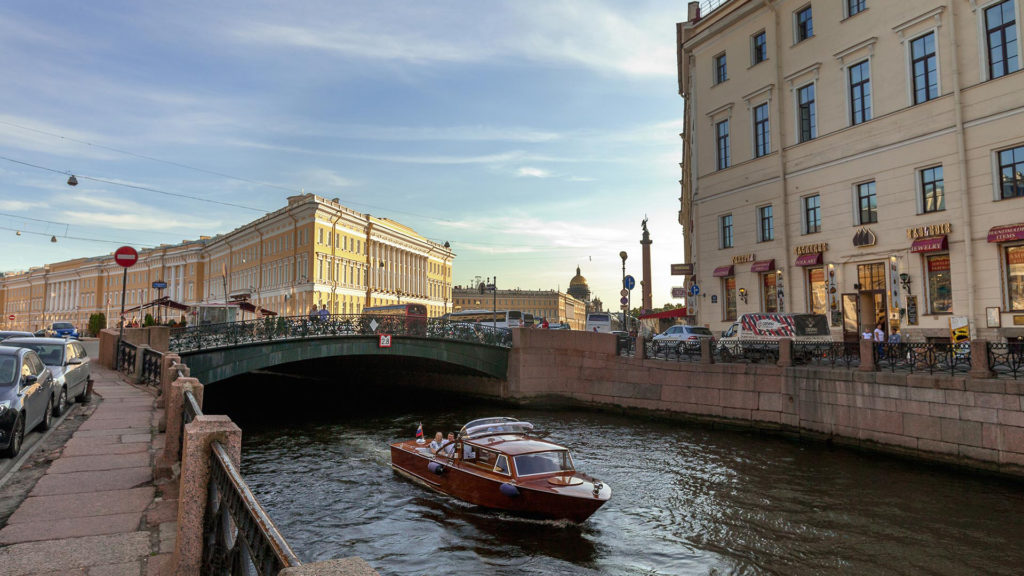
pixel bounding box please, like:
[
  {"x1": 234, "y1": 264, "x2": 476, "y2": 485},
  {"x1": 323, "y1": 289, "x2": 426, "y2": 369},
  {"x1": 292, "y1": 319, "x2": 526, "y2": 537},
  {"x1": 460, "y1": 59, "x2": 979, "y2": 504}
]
[{"x1": 513, "y1": 450, "x2": 575, "y2": 477}]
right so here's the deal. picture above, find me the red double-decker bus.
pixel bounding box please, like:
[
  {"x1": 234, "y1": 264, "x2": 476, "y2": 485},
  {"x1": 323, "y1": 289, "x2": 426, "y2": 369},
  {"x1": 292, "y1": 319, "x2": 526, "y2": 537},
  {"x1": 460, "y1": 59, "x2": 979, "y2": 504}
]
[{"x1": 363, "y1": 303, "x2": 428, "y2": 334}]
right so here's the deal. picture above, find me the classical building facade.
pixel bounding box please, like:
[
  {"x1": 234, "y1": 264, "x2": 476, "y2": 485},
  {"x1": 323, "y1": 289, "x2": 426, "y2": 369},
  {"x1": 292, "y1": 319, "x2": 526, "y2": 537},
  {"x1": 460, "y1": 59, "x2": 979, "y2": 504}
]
[
  {"x1": 0, "y1": 194, "x2": 454, "y2": 331},
  {"x1": 677, "y1": 0, "x2": 1024, "y2": 341},
  {"x1": 451, "y1": 286, "x2": 587, "y2": 330}
]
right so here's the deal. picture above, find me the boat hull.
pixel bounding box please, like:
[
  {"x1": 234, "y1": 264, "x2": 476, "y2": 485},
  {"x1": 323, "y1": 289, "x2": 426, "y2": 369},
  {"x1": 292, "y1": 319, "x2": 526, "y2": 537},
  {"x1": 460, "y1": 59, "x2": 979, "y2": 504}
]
[{"x1": 390, "y1": 441, "x2": 609, "y2": 523}]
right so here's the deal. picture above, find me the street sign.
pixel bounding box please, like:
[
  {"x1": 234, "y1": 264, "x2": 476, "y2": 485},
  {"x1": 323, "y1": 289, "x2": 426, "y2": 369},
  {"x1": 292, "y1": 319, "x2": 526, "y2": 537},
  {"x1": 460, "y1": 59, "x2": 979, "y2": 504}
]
[
  {"x1": 623, "y1": 275, "x2": 636, "y2": 290},
  {"x1": 114, "y1": 246, "x2": 138, "y2": 268},
  {"x1": 689, "y1": 284, "x2": 700, "y2": 296},
  {"x1": 619, "y1": 289, "x2": 629, "y2": 298},
  {"x1": 619, "y1": 297, "x2": 628, "y2": 305},
  {"x1": 379, "y1": 334, "x2": 392, "y2": 348},
  {"x1": 671, "y1": 263, "x2": 694, "y2": 275},
  {"x1": 7, "y1": 314, "x2": 14, "y2": 321},
  {"x1": 671, "y1": 287, "x2": 686, "y2": 298},
  {"x1": 152, "y1": 281, "x2": 167, "y2": 290}
]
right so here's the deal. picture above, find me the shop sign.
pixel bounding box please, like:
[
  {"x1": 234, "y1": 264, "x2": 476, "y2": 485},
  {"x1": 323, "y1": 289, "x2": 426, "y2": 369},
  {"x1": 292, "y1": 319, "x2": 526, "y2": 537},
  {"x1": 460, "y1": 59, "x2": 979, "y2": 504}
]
[
  {"x1": 906, "y1": 295, "x2": 919, "y2": 325},
  {"x1": 853, "y1": 227, "x2": 876, "y2": 247},
  {"x1": 671, "y1": 287, "x2": 687, "y2": 298},
  {"x1": 987, "y1": 223, "x2": 1024, "y2": 243},
  {"x1": 670, "y1": 263, "x2": 694, "y2": 275},
  {"x1": 927, "y1": 255, "x2": 951, "y2": 272},
  {"x1": 1014, "y1": 315, "x2": 1024, "y2": 326},
  {"x1": 949, "y1": 316, "x2": 970, "y2": 344},
  {"x1": 732, "y1": 253, "x2": 755, "y2": 264},
  {"x1": 906, "y1": 222, "x2": 951, "y2": 240},
  {"x1": 794, "y1": 242, "x2": 829, "y2": 255}
]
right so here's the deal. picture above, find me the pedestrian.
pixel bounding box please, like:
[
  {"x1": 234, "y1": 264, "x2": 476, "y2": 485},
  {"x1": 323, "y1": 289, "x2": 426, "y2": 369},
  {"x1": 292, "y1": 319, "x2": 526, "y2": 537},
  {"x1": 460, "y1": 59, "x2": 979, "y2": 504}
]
[
  {"x1": 873, "y1": 322, "x2": 886, "y2": 357},
  {"x1": 861, "y1": 328, "x2": 872, "y2": 341},
  {"x1": 318, "y1": 304, "x2": 329, "y2": 322}
]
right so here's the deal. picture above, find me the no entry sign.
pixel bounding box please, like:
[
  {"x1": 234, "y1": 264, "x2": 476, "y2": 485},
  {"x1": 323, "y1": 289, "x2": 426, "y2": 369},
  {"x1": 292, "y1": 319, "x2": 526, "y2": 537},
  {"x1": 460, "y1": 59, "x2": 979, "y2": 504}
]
[
  {"x1": 7, "y1": 314, "x2": 14, "y2": 321},
  {"x1": 114, "y1": 246, "x2": 138, "y2": 268}
]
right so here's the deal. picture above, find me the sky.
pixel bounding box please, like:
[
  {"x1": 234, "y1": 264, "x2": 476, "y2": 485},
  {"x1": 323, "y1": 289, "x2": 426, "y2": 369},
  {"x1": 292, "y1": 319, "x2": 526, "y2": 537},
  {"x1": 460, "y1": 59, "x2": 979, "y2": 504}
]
[{"x1": 0, "y1": 0, "x2": 690, "y2": 310}]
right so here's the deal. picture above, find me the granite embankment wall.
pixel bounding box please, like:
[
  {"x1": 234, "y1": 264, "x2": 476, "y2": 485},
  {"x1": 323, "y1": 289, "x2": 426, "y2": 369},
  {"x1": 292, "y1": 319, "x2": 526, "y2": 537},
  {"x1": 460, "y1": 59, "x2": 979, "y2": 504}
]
[{"x1": 507, "y1": 330, "x2": 1024, "y2": 477}]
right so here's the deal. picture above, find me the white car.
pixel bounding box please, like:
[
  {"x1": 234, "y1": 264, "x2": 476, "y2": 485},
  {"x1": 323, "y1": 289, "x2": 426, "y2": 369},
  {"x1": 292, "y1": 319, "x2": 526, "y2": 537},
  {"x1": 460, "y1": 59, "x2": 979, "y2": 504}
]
[{"x1": 651, "y1": 325, "x2": 713, "y2": 353}]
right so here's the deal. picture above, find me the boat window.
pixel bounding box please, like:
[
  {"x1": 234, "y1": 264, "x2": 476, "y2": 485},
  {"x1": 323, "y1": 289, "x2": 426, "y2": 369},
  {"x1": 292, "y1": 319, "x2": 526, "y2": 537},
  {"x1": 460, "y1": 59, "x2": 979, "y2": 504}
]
[
  {"x1": 468, "y1": 446, "x2": 499, "y2": 468},
  {"x1": 513, "y1": 451, "x2": 575, "y2": 477},
  {"x1": 494, "y1": 455, "x2": 510, "y2": 475}
]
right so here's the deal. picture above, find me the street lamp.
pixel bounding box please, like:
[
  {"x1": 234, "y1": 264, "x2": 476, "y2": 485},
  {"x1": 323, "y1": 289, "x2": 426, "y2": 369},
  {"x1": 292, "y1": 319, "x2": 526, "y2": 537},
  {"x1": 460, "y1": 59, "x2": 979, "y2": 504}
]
[{"x1": 619, "y1": 251, "x2": 628, "y2": 332}]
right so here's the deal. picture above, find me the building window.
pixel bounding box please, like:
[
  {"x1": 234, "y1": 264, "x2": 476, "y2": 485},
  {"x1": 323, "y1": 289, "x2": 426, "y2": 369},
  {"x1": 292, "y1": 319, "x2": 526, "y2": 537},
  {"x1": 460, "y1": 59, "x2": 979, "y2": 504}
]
[
  {"x1": 763, "y1": 273, "x2": 779, "y2": 313},
  {"x1": 1008, "y1": 245, "x2": 1024, "y2": 311},
  {"x1": 847, "y1": 0, "x2": 866, "y2": 17},
  {"x1": 911, "y1": 32, "x2": 938, "y2": 104},
  {"x1": 724, "y1": 276, "x2": 737, "y2": 321},
  {"x1": 921, "y1": 166, "x2": 945, "y2": 212},
  {"x1": 797, "y1": 83, "x2": 816, "y2": 142},
  {"x1": 998, "y1": 144, "x2": 1024, "y2": 198},
  {"x1": 849, "y1": 60, "x2": 872, "y2": 125},
  {"x1": 808, "y1": 267, "x2": 827, "y2": 314},
  {"x1": 753, "y1": 103, "x2": 770, "y2": 157},
  {"x1": 759, "y1": 205, "x2": 774, "y2": 241},
  {"x1": 795, "y1": 6, "x2": 813, "y2": 42},
  {"x1": 857, "y1": 262, "x2": 886, "y2": 291},
  {"x1": 926, "y1": 254, "x2": 953, "y2": 314},
  {"x1": 752, "y1": 31, "x2": 767, "y2": 65},
  {"x1": 716, "y1": 119, "x2": 731, "y2": 170},
  {"x1": 986, "y1": 0, "x2": 1019, "y2": 79},
  {"x1": 720, "y1": 214, "x2": 734, "y2": 248},
  {"x1": 857, "y1": 181, "x2": 877, "y2": 224},
  {"x1": 803, "y1": 194, "x2": 821, "y2": 234},
  {"x1": 714, "y1": 53, "x2": 728, "y2": 84}
]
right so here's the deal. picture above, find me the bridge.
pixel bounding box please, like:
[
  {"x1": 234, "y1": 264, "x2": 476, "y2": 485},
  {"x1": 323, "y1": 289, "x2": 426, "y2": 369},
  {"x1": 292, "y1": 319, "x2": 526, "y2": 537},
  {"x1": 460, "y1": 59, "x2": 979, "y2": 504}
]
[{"x1": 167, "y1": 314, "x2": 513, "y2": 383}]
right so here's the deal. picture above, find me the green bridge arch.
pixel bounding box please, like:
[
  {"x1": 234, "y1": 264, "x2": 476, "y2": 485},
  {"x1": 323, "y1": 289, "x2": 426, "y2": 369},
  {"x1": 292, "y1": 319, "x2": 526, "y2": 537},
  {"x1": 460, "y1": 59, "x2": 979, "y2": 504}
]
[{"x1": 179, "y1": 335, "x2": 510, "y2": 384}]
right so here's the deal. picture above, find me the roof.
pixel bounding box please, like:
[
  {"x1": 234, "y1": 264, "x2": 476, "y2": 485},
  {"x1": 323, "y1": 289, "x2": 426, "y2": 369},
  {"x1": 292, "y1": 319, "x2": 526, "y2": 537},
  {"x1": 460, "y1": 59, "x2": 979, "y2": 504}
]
[{"x1": 466, "y1": 434, "x2": 567, "y2": 456}]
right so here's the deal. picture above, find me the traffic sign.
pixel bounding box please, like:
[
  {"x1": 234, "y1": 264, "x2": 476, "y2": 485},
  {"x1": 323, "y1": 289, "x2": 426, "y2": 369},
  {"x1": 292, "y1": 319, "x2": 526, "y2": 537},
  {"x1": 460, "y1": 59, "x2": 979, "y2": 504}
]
[
  {"x1": 689, "y1": 284, "x2": 700, "y2": 296},
  {"x1": 619, "y1": 289, "x2": 629, "y2": 298},
  {"x1": 7, "y1": 314, "x2": 14, "y2": 321},
  {"x1": 152, "y1": 281, "x2": 167, "y2": 289},
  {"x1": 114, "y1": 246, "x2": 138, "y2": 268},
  {"x1": 619, "y1": 297, "x2": 628, "y2": 305},
  {"x1": 623, "y1": 275, "x2": 635, "y2": 290}
]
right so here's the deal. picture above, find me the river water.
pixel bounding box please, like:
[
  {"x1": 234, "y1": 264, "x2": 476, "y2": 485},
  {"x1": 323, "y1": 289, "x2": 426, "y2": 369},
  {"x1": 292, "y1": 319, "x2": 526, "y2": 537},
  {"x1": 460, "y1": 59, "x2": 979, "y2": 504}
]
[{"x1": 211, "y1": 379, "x2": 1024, "y2": 576}]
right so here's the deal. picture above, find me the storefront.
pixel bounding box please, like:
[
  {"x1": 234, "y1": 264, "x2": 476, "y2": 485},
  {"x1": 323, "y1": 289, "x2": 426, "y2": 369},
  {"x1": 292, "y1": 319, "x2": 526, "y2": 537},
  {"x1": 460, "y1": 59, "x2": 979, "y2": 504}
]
[
  {"x1": 713, "y1": 265, "x2": 736, "y2": 321},
  {"x1": 750, "y1": 260, "x2": 777, "y2": 313},
  {"x1": 988, "y1": 224, "x2": 1024, "y2": 337},
  {"x1": 794, "y1": 249, "x2": 826, "y2": 318}
]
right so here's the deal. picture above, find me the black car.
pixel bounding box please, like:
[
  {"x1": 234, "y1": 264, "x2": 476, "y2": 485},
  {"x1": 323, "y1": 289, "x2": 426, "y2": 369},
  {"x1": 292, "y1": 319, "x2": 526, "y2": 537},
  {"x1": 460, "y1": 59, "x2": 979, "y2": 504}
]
[{"x1": 0, "y1": 346, "x2": 56, "y2": 457}]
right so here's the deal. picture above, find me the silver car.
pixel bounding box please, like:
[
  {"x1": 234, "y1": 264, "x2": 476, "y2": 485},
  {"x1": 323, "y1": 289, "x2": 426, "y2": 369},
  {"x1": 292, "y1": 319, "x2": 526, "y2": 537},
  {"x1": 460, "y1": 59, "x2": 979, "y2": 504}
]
[
  {"x1": 1, "y1": 338, "x2": 91, "y2": 416},
  {"x1": 0, "y1": 347, "x2": 56, "y2": 457},
  {"x1": 652, "y1": 325, "x2": 714, "y2": 354}
]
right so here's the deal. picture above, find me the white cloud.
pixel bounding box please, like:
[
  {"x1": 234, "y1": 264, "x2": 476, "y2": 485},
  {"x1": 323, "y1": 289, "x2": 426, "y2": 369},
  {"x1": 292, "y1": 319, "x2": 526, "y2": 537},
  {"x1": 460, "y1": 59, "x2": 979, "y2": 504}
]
[
  {"x1": 0, "y1": 200, "x2": 36, "y2": 211},
  {"x1": 517, "y1": 167, "x2": 551, "y2": 178}
]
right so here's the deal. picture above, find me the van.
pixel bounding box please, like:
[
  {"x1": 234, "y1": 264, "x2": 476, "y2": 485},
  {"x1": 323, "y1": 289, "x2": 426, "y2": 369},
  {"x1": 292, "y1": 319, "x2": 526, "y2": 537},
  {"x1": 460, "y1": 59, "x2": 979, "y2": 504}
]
[{"x1": 717, "y1": 313, "x2": 831, "y2": 361}]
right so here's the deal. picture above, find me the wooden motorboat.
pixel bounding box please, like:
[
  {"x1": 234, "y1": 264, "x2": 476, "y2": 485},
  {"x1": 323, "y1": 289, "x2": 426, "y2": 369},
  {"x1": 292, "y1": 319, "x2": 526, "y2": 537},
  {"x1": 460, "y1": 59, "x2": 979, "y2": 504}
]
[{"x1": 390, "y1": 417, "x2": 611, "y2": 523}]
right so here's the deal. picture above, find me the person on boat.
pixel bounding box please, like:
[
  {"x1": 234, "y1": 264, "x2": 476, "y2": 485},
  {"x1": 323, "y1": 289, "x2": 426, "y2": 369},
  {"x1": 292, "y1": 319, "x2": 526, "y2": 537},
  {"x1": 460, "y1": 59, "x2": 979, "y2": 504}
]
[
  {"x1": 429, "y1": 432, "x2": 444, "y2": 453},
  {"x1": 443, "y1": 432, "x2": 456, "y2": 456}
]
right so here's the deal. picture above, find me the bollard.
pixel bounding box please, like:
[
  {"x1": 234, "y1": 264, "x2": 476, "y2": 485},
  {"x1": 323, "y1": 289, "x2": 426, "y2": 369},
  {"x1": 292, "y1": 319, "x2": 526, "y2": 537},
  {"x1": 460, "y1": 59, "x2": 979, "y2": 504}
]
[
  {"x1": 858, "y1": 338, "x2": 875, "y2": 372},
  {"x1": 777, "y1": 338, "x2": 793, "y2": 368},
  {"x1": 172, "y1": 415, "x2": 242, "y2": 575},
  {"x1": 968, "y1": 339, "x2": 995, "y2": 379},
  {"x1": 280, "y1": 558, "x2": 381, "y2": 576}
]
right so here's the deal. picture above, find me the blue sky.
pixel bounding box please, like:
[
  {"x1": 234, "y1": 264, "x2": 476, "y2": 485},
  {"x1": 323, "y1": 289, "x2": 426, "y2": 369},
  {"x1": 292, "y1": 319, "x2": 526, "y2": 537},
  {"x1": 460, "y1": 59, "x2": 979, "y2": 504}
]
[{"x1": 0, "y1": 1, "x2": 687, "y2": 309}]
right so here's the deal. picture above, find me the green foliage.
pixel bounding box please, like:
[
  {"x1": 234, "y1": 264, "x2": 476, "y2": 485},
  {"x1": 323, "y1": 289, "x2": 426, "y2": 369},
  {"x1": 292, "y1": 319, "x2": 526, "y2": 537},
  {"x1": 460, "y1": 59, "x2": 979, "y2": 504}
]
[
  {"x1": 143, "y1": 313, "x2": 156, "y2": 327},
  {"x1": 87, "y1": 313, "x2": 106, "y2": 336}
]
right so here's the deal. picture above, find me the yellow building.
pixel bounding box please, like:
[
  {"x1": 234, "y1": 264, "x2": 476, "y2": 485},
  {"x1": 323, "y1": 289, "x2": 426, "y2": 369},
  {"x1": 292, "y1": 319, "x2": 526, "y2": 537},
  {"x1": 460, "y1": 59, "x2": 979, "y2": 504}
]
[
  {"x1": 678, "y1": 0, "x2": 1024, "y2": 341},
  {"x1": 451, "y1": 286, "x2": 587, "y2": 330},
  {"x1": 0, "y1": 194, "x2": 454, "y2": 331}
]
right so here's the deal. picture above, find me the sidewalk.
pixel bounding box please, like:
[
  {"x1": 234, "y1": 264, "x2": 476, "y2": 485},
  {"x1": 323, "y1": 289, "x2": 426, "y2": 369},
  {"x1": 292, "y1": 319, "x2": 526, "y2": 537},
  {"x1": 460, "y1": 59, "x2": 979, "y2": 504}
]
[{"x1": 0, "y1": 364, "x2": 177, "y2": 575}]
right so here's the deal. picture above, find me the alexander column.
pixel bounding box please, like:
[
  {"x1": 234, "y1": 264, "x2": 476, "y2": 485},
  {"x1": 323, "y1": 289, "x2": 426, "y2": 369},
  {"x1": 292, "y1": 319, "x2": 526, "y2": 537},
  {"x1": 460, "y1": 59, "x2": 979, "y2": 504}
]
[{"x1": 640, "y1": 217, "x2": 652, "y2": 313}]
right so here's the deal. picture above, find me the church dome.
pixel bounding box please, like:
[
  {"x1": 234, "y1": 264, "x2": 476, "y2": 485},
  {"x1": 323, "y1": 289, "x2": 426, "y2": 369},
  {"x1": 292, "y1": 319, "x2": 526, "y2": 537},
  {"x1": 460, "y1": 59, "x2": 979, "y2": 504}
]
[{"x1": 567, "y1": 266, "x2": 591, "y2": 302}]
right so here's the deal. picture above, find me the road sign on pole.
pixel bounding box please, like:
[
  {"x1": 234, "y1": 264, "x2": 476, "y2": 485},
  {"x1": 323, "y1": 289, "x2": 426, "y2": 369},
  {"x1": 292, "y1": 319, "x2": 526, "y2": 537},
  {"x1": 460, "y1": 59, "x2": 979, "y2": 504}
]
[
  {"x1": 623, "y1": 275, "x2": 635, "y2": 290},
  {"x1": 689, "y1": 284, "x2": 701, "y2": 296},
  {"x1": 152, "y1": 281, "x2": 167, "y2": 290},
  {"x1": 620, "y1": 289, "x2": 629, "y2": 297},
  {"x1": 620, "y1": 297, "x2": 628, "y2": 305},
  {"x1": 114, "y1": 246, "x2": 138, "y2": 268},
  {"x1": 7, "y1": 314, "x2": 14, "y2": 321}
]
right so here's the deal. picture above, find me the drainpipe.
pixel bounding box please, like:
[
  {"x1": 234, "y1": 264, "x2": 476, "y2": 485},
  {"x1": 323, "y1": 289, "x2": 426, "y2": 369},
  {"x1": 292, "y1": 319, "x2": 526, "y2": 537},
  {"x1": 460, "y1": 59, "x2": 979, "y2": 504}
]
[{"x1": 947, "y1": 0, "x2": 977, "y2": 332}]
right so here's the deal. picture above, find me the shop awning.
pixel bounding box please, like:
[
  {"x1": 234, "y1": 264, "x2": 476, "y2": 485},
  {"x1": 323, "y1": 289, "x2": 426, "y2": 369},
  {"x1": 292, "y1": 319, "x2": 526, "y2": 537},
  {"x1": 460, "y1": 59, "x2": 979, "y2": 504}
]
[
  {"x1": 988, "y1": 223, "x2": 1024, "y2": 243},
  {"x1": 750, "y1": 259, "x2": 775, "y2": 273},
  {"x1": 238, "y1": 301, "x2": 278, "y2": 316},
  {"x1": 638, "y1": 307, "x2": 689, "y2": 319},
  {"x1": 712, "y1": 265, "x2": 734, "y2": 277},
  {"x1": 795, "y1": 253, "x2": 823, "y2": 266},
  {"x1": 910, "y1": 236, "x2": 948, "y2": 253}
]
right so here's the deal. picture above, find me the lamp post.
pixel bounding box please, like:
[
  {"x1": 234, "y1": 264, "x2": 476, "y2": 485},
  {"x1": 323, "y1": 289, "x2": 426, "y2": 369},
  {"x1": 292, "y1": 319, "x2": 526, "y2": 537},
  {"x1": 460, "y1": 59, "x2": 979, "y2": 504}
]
[{"x1": 619, "y1": 251, "x2": 628, "y2": 332}]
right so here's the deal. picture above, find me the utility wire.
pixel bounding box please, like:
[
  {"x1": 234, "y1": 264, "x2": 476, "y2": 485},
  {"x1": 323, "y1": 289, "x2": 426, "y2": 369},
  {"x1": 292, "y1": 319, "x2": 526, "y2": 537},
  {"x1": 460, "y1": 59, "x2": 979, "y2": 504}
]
[{"x1": 0, "y1": 225, "x2": 153, "y2": 247}]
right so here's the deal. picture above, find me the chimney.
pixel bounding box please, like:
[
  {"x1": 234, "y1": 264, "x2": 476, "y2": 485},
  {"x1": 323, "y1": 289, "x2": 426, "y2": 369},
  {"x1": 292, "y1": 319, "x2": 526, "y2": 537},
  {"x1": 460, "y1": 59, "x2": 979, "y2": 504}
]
[{"x1": 688, "y1": 1, "x2": 701, "y2": 21}]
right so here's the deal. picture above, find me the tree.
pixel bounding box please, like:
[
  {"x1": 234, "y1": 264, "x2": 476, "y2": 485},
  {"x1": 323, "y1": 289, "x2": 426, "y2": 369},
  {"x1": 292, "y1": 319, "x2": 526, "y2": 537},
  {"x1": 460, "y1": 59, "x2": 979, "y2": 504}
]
[
  {"x1": 143, "y1": 313, "x2": 156, "y2": 327},
  {"x1": 87, "y1": 313, "x2": 106, "y2": 336}
]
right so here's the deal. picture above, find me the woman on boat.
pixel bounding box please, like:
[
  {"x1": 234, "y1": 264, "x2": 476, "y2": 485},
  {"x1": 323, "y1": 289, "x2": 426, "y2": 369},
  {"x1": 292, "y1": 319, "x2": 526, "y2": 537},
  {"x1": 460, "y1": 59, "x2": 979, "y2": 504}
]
[{"x1": 429, "y1": 432, "x2": 444, "y2": 453}]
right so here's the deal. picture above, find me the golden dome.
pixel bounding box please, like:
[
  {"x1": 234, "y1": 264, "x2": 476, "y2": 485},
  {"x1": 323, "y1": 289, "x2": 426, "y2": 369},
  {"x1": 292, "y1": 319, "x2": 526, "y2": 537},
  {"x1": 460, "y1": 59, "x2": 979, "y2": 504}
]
[
  {"x1": 568, "y1": 266, "x2": 590, "y2": 302},
  {"x1": 569, "y1": 266, "x2": 587, "y2": 286}
]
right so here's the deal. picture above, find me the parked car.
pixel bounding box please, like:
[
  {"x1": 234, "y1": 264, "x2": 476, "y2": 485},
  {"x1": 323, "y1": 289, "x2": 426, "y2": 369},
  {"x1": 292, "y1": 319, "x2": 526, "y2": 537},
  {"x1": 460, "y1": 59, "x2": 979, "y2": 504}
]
[
  {"x1": 46, "y1": 322, "x2": 79, "y2": 339},
  {"x1": 0, "y1": 331, "x2": 34, "y2": 341},
  {"x1": 0, "y1": 346, "x2": 56, "y2": 457},
  {"x1": 1, "y1": 337, "x2": 91, "y2": 416},
  {"x1": 652, "y1": 324, "x2": 714, "y2": 354},
  {"x1": 717, "y1": 313, "x2": 832, "y2": 362}
]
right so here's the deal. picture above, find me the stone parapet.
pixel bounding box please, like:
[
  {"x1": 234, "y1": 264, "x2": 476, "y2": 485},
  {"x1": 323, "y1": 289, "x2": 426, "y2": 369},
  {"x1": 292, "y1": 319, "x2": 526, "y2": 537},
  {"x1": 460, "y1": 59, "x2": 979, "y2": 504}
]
[{"x1": 281, "y1": 558, "x2": 380, "y2": 576}]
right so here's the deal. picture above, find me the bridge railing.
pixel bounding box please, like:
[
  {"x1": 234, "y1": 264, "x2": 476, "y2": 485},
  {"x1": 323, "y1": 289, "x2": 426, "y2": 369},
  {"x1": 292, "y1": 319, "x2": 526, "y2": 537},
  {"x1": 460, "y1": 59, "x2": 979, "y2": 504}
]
[
  {"x1": 117, "y1": 340, "x2": 137, "y2": 375},
  {"x1": 169, "y1": 314, "x2": 512, "y2": 353}
]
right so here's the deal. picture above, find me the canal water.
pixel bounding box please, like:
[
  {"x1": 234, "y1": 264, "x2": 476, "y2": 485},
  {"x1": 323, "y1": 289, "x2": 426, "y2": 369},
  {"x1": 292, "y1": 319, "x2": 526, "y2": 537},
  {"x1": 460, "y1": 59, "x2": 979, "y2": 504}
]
[{"x1": 209, "y1": 373, "x2": 1024, "y2": 576}]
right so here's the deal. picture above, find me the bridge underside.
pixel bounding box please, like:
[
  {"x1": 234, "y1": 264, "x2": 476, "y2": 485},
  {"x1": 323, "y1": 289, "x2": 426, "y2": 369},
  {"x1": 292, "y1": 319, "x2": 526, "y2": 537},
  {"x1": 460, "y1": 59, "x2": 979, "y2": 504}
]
[{"x1": 180, "y1": 336, "x2": 510, "y2": 384}]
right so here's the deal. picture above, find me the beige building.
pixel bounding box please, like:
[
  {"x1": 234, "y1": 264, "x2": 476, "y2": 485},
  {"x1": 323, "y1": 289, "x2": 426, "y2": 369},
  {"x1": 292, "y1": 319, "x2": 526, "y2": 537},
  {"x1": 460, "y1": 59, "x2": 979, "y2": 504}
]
[
  {"x1": 677, "y1": 0, "x2": 1024, "y2": 342},
  {"x1": 1, "y1": 194, "x2": 454, "y2": 331},
  {"x1": 452, "y1": 287, "x2": 587, "y2": 330}
]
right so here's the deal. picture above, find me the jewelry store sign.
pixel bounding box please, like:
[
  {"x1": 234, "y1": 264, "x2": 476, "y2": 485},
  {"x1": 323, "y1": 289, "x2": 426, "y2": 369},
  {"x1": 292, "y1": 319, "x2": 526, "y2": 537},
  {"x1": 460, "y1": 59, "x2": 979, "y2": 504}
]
[
  {"x1": 906, "y1": 222, "x2": 951, "y2": 240},
  {"x1": 794, "y1": 242, "x2": 829, "y2": 255}
]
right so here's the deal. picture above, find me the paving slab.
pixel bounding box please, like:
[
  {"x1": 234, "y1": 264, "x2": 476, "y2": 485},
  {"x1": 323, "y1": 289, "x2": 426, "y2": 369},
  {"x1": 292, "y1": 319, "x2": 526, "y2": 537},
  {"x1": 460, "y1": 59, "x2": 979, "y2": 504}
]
[
  {"x1": 0, "y1": 532, "x2": 151, "y2": 576},
  {"x1": 47, "y1": 452, "x2": 151, "y2": 474},
  {"x1": 71, "y1": 428, "x2": 152, "y2": 439},
  {"x1": 77, "y1": 418, "x2": 152, "y2": 432},
  {"x1": 31, "y1": 467, "x2": 152, "y2": 496},
  {"x1": 86, "y1": 562, "x2": 143, "y2": 576},
  {"x1": 0, "y1": 512, "x2": 142, "y2": 544},
  {"x1": 9, "y1": 487, "x2": 154, "y2": 524},
  {"x1": 62, "y1": 441, "x2": 150, "y2": 457}
]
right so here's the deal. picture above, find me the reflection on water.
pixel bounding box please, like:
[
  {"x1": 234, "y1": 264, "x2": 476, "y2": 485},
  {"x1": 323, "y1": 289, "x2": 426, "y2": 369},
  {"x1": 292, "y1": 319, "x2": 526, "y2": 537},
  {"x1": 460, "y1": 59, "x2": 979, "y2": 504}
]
[{"x1": 213, "y1": 379, "x2": 1024, "y2": 576}]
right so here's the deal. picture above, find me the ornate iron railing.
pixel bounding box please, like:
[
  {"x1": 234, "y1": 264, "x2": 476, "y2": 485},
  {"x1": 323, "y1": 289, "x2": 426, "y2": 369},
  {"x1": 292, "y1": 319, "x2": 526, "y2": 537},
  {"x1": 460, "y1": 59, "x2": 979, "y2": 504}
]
[
  {"x1": 203, "y1": 441, "x2": 301, "y2": 576},
  {"x1": 646, "y1": 340, "x2": 702, "y2": 363},
  {"x1": 793, "y1": 342, "x2": 861, "y2": 369},
  {"x1": 117, "y1": 340, "x2": 137, "y2": 375},
  {"x1": 141, "y1": 347, "x2": 163, "y2": 387},
  {"x1": 714, "y1": 339, "x2": 780, "y2": 364},
  {"x1": 875, "y1": 342, "x2": 971, "y2": 375},
  {"x1": 170, "y1": 314, "x2": 512, "y2": 354},
  {"x1": 988, "y1": 342, "x2": 1024, "y2": 379}
]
